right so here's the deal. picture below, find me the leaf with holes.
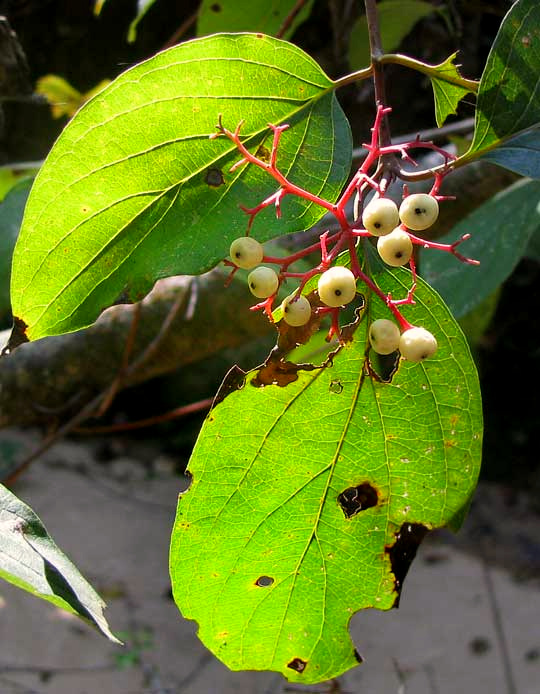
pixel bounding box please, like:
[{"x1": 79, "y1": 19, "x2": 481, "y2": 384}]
[
  {"x1": 463, "y1": 0, "x2": 540, "y2": 163},
  {"x1": 169, "y1": 269, "x2": 482, "y2": 684},
  {"x1": 9, "y1": 33, "x2": 350, "y2": 344},
  {"x1": 0, "y1": 483, "x2": 119, "y2": 642},
  {"x1": 197, "y1": 0, "x2": 315, "y2": 39}
]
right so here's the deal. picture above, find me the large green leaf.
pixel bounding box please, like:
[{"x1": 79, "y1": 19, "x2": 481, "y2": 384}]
[
  {"x1": 0, "y1": 483, "x2": 119, "y2": 642},
  {"x1": 464, "y1": 0, "x2": 540, "y2": 162},
  {"x1": 170, "y1": 269, "x2": 482, "y2": 684},
  {"x1": 9, "y1": 34, "x2": 351, "y2": 342},
  {"x1": 197, "y1": 0, "x2": 315, "y2": 39},
  {"x1": 421, "y1": 178, "x2": 540, "y2": 318}
]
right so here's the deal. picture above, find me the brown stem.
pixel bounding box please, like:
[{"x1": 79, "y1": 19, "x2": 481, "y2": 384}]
[
  {"x1": 75, "y1": 397, "x2": 214, "y2": 435},
  {"x1": 364, "y1": 0, "x2": 391, "y2": 148},
  {"x1": 276, "y1": 0, "x2": 308, "y2": 39}
]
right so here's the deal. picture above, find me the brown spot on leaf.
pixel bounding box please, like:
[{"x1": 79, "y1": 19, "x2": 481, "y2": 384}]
[
  {"x1": 338, "y1": 483, "x2": 379, "y2": 518},
  {"x1": 353, "y1": 649, "x2": 363, "y2": 663},
  {"x1": 205, "y1": 167, "x2": 224, "y2": 187},
  {"x1": 2, "y1": 316, "x2": 29, "y2": 356},
  {"x1": 252, "y1": 356, "x2": 313, "y2": 387},
  {"x1": 385, "y1": 523, "x2": 428, "y2": 606},
  {"x1": 213, "y1": 365, "x2": 246, "y2": 406},
  {"x1": 210, "y1": 2, "x2": 221, "y2": 11},
  {"x1": 287, "y1": 657, "x2": 307, "y2": 673},
  {"x1": 255, "y1": 575, "x2": 274, "y2": 587}
]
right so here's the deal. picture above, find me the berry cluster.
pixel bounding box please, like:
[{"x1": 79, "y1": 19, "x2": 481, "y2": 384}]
[{"x1": 216, "y1": 105, "x2": 478, "y2": 363}]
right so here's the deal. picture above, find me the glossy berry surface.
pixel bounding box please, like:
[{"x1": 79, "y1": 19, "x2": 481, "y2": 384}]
[
  {"x1": 399, "y1": 327, "x2": 438, "y2": 361},
  {"x1": 247, "y1": 266, "x2": 279, "y2": 298},
  {"x1": 229, "y1": 237, "x2": 264, "y2": 269},
  {"x1": 399, "y1": 194, "x2": 439, "y2": 231},
  {"x1": 281, "y1": 294, "x2": 312, "y2": 326},
  {"x1": 369, "y1": 319, "x2": 401, "y2": 355},
  {"x1": 377, "y1": 228, "x2": 413, "y2": 267},
  {"x1": 362, "y1": 197, "x2": 400, "y2": 237},
  {"x1": 317, "y1": 266, "x2": 357, "y2": 307}
]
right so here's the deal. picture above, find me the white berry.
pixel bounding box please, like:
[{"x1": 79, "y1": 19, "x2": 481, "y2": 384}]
[
  {"x1": 369, "y1": 319, "x2": 401, "y2": 355},
  {"x1": 377, "y1": 228, "x2": 413, "y2": 267},
  {"x1": 362, "y1": 197, "x2": 400, "y2": 237},
  {"x1": 281, "y1": 294, "x2": 311, "y2": 327},
  {"x1": 399, "y1": 194, "x2": 439, "y2": 231},
  {"x1": 229, "y1": 236, "x2": 264, "y2": 269},
  {"x1": 317, "y1": 266, "x2": 357, "y2": 307},
  {"x1": 247, "y1": 266, "x2": 279, "y2": 298},
  {"x1": 399, "y1": 327, "x2": 438, "y2": 361}
]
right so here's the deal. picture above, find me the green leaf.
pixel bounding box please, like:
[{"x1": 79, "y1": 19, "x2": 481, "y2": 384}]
[
  {"x1": 10, "y1": 34, "x2": 351, "y2": 342},
  {"x1": 430, "y1": 53, "x2": 475, "y2": 127},
  {"x1": 478, "y1": 126, "x2": 540, "y2": 178},
  {"x1": 0, "y1": 483, "x2": 119, "y2": 642},
  {"x1": 349, "y1": 0, "x2": 437, "y2": 70},
  {"x1": 197, "y1": 0, "x2": 315, "y2": 39},
  {"x1": 421, "y1": 178, "x2": 540, "y2": 318},
  {"x1": 170, "y1": 270, "x2": 482, "y2": 684},
  {"x1": 0, "y1": 178, "x2": 32, "y2": 324},
  {"x1": 465, "y1": 0, "x2": 540, "y2": 161}
]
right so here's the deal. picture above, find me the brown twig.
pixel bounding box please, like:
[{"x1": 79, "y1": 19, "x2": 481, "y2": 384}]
[
  {"x1": 74, "y1": 397, "x2": 213, "y2": 435},
  {"x1": 276, "y1": 0, "x2": 308, "y2": 39},
  {"x1": 96, "y1": 302, "x2": 142, "y2": 417},
  {"x1": 162, "y1": 8, "x2": 199, "y2": 49}
]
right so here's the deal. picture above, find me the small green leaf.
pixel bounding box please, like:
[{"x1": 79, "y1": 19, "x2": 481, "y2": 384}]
[
  {"x1": 0, "y1": 483, "x2": 119, "y2": 642},
  {"x1": 349, "y1": 0, "x2": 437, "y2": 70},
  {"x1": 465, "y1": 0, "x2": 540, "y2": 161},
  {"x1": 197, "y1": 0, "x2": 315, "y2": 39},
  {"x1": 421, "y1": 178, "x2": 540, "y2": 318},
  {"x1": 170, "y1": 270, "x2": 482, "y2": 684},
  {"x1": 430, "y1": 53, "x2": 475, "y2": 127},
  {"x1": 10, "y1": 34, "x2": 351, "y2": 341}
]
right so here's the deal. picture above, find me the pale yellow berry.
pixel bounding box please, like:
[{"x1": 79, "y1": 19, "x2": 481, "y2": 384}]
[
  {"x1": 399, "y1": 194, "x2": 439, "y2": 231},
  {"x1": 229, "y1": 237, "x2": 264, "y2": 269},
  {"x1": 362, "y1": 197, "x2": 400, "y2": 237},
  {"x1": 377, "y1": 228, "x2": 413, "y2": 267},
  {"x1": 247, "y1": 266, "x2": 279, "y2": 298},
  {"x1": 369, "y1": 319, "x2": 401, "y2": 355},
  {"x1": 317, "y1": 266, "x2": 357, "y2": 307},
  {"x1": 399, "y1": 327, "x2": 438, "y2": 361},
  {"x1": 281, "y1": 294, "x2": 312, "y2": 327}
]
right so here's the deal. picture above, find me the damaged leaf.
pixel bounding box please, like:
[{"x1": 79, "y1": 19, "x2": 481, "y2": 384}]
[{"x1": 169, "y1": 269, "x2": 482, "y2": 684}]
